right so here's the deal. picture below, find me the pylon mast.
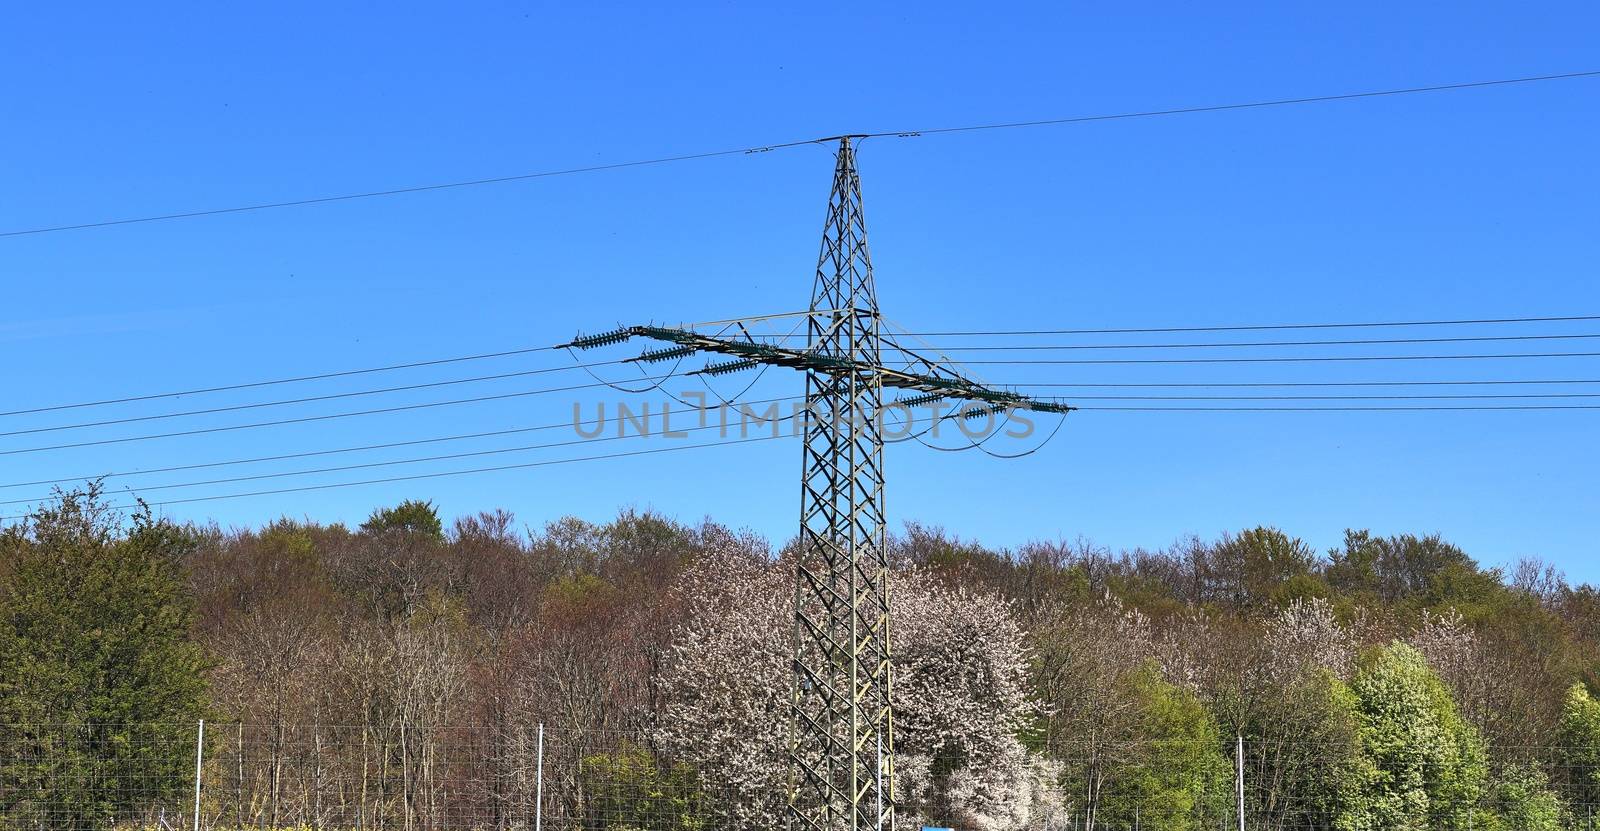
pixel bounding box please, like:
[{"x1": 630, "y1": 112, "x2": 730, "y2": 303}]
[
  {"x1": 562, "y1": 137, "x2": 1072, "y2": 831},
  {"x1": 788, "y1": 136, "x2": 892, "y2": 831}
]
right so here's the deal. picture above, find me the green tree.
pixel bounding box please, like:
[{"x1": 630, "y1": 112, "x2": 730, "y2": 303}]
[
  {"x1": 1331, "y1": 642, "x2": 1488, "y2": 831},
  {"x1": 1213, "y1": 526, "x2": 1319, "y2": 608},
  {"x1": 1095, "y1": 666, "x2": 1230, "y2": 831},
  {"x1": 579, "y1": 741, "x2": 705, "y2": 831},
  {"x1": 361, "y1": 498, "x2": 444, "y2": 540},
  {"x1": 1558, "y1": 683, "x2": 1600, "y2": 816},
  {"x1": 0, "y1": 488, "x2": 208, "y2": 829},
  {"x1": 1326, "y1": 531, "x2": 1477, "y2": 604},
  {"x1": 1483, "y1": 762, "x2": 1563, "y2": 831}
]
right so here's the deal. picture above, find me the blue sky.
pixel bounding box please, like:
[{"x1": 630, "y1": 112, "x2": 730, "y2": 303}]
[{"x1": 2, "y1": 2, "x2": 1597, "y2": 581}]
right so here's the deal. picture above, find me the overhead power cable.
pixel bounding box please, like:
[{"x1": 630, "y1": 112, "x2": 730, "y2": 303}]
[
  {"x1": 0, "y1": 376, "x2": 672, "y2": 458},
  {"x1": 0, "y1": 394, "x2": 801, "y2": 491},
  {"x1": 13, "y1": 382, "x2": 1599, "y2": 493},
  {"x1": 0, "y1": 359, "x2": 634, "y2": 438},
  {"x1": 0, "y1": 395, "x2": 809, "y2": 508},
  {"x1": 4, "y1": 70, "x2": 1595, "y2": 238},
  {"x1": 954, "y1": 351, "x2": 1600, "y2": 366},
  {"x1": 899, "y1": 332, "x2": 1600, "y2": 351},
  {"x1": 1076, "y1": 404, "x2": 1600, "y2": 411},
  {"x1": 8, "y1": 314, "x2": 1598, "y2": 421},
  {"x1": 5, "y1": 399, "x2": 1593, "y2": 523},
  {"x1": 1005, "y1": 378, "x2": 1600, "y2": 388},
  {"x1": 873, "y1": 70, "x2": 1600, "y2": 138},
  {"x1": 0, "y1": 345, "x2": 563, "y2": 418},
  {"x1": 1039, "y1": 393, "x2": 1600, "y2": 401},
  {"x1": 763, "y1": 313, "x2": 1600, "y2": 338},
  {"x1": 0, "y1": 432, "x2": 793, "y2": 522}
]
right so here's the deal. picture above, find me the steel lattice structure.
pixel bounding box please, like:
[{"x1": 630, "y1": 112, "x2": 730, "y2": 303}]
[
  {"x1": 787, "y1": 136, "x2": 893, "y2": 831},
  {"x1": 564, "y1": 136, "x2": 1072, "y2": 831}
]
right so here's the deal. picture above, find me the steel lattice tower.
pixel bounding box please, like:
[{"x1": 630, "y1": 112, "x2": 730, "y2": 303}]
[
  {"x1": 787, "y1": 136, "x2": 892, "y2": 831},
  {"x1": 563, "y1": 136, "x2": 1073, "y2": 831}
]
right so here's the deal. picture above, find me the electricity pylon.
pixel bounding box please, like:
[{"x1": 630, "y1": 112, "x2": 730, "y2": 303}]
[{"x1": 564, "y1": 137, "x2": 1072, "y2": 831}]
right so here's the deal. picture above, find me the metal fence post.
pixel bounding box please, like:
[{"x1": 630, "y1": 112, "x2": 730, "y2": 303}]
[
  {"x1": 535, "y1": 723, "x2": 545, "y2": 831},
  {"x1": 1235, "y1": 734, "x2": 1244, "y2": 831},
  {"x1": 193, "y1": 719, "x2": 205, "y2": 831}
]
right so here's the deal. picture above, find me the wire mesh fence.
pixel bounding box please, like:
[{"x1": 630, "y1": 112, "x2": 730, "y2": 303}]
[{"x1": 1, "y1": 723, "x2": 1597, "y2": 830}]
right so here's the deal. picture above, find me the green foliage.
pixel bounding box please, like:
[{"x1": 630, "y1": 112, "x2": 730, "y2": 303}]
[
  {"x1": 1326, "y1": 530, "x2": 1480, "y2": 607},
  {"x1": 1558, "y1": 683, "x2": 1600, "y2": 810},
  {"x1": 1483, "y1": 762, "x2": 1564, "y2": 831},
  {"x1": 1220, "y1": 526, "x2": 1319, "y2": 607},
  {"x1": 0, "y1": 488, "x2": 208, "y2": 829},
  {"x1": 1096, "y1": 666, "x2": 1230, "y2": 831},
  {"x1": 1234, "y1": 671, "x2": 1362, "y2": 830},
  {"x1": 1330, "y1": 642, "x2": 1488, "y2": 831},
  {"x1": 361, "y1": 498, "x2": 444, "y2": 540},
  {"x1": 579, "y1": 741, "x2": 706, "y2": 831}
]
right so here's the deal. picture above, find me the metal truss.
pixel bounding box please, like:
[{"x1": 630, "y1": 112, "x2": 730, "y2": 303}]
[{"x1": 563, "y1": 136, "x2": 1074, "y2": 831}]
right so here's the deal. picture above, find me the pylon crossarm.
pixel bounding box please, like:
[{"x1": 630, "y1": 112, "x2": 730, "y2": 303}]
[{"x1": 564, "y1": 324, "x2": 1076, "y2": 415}]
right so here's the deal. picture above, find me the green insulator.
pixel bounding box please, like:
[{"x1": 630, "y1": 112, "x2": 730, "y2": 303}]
[
  {"x1": 702, "y1": 358, "x2": 759, "y2": 376},
  {"x1": 568, "y1": 328, "x2": 632, "y2": 350},
  {"x1": 638, "y1": 345, "x2": 697, "y2": 363}
]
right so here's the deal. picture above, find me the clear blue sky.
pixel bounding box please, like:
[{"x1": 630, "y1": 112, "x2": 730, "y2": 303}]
[{"x1": 2, "y1": 3, "x2": 1597, "y2": 582}]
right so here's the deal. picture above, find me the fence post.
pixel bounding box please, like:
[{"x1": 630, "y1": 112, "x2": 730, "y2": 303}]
[
  {"x1": 193, "y1": 719, "x2": 205, "y2": 831},
  {"x1": 1235, "y1": 734, "x2": 1244, "y2": 831},
  {"x1": 535, "y1": 723, "x2": 545, "y2": 831}
]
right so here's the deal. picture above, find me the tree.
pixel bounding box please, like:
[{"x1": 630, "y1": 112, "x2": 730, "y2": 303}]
[
  {"x1": 580, "y1": 741, "x2": 706, "y2": 831},
  {"x1": 0, "y1": 488, "x2": 208, "y2": 828},
  {"x1": 1326, "y1": 531, "x2": 1476, "y2": 604},
  {"x1": 1031, "y1": 595, "x2": 1157, "y2": 828},
  {"x1": 1557, "y1": 683, "x2": 1600, "y2": 816},
  {"x1": 1330, "y1": 642, "x2": 1488, "y2": 831},
  {"x1": 1197, "y1": 600, "x2": 1361, "y2": 831},
  {"x1": 1484, "y1": 762, "x2": 1563, "y2": 831},
  {"x1": 656, "y1": 558, "x2": 1060, "y2": 831},
  {"x1": 1092, "y1": 667, "x2": 1229, "y2": 831},
  {"x1": 1208, "y1": 527, "x2": 1319, "y2": 608},
  {"x1": 891, "y1": 572, "x2": 1063, "y2": 831},
  {"x1": 362, "y1": 498, "x2": 445, "y2": 541},
  {"x1": 653, "y1": 550, "x2": 790, "y2": 831}
]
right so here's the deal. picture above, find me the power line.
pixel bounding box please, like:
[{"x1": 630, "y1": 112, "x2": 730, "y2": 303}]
[
  {"x1": 5, "y1": 398, "x2": 1593, "y2": 522},
  {"x1": 0, "y1": 394, "x2": 799, "y2": 491},
  {"x1": 954, "y1": 351, "x2": 1600, "y2": 366},
  {"x1": 820, "y1": 313, "x2": 1600, "y2": 337},
  {"x1": 11, "y1": 314, "x2": 1599, "y2": 420},
  {"x1": 0, "y1": 146, "x2": 824, "y2": 239},
  {"x1": 0, "y1": 395, "x2": 808, "y2": 508},
  {"x1": 0, "y1": 376, "x2": 671, "y2": 458},
  {"x1": 0, "y1": 345, "x2": 563, "y2": 418},
  {"x1": 0, "y1": 431, "x2": 793, "y2": 522},
  {"x1": 869, "y1": 69, "x2": 1600, "y2": 138},
  {"x1": 1004, "y1": 378, "x2": 1600, "y2": 388},
  {"x1": 6, "y1": 70, "x2": 1596, "y2": 239},
  {"x1": 0, "y1": 359, "x2": 634, "y2": 438},
  {"x1": 1075, "y1": 404, "x2": 1600, "y2": 411},
  {"x1": 1044, "y1": 393, "x2": 1600, "y2": 401},
  {"x1": 902, "y1": 332, "x2": 1600, "y2": 351},
  {"x1": 13, "y1": 382, "x2": 1599, "y2": 493},
  {"x1": 9, "y1": 383, "x2": 1597, "y2": 492}
]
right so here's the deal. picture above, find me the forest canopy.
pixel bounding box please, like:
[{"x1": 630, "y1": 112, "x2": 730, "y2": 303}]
[{"x1": 1, "y1": 487, "x2": 1597, "y2": 830}]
